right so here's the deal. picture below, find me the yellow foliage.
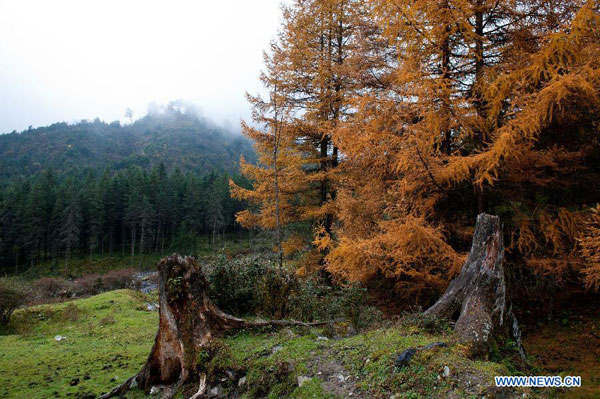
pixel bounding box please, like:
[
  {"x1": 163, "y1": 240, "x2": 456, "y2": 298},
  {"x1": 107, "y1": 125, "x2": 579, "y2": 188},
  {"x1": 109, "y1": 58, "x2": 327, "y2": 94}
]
[{"x1": 240, "y1": 0, "x2": 600, "y2": 297}]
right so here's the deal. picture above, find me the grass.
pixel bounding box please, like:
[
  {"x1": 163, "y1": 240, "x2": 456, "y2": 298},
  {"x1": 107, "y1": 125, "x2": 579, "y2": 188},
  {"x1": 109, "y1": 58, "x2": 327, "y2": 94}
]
[
  {"x1": 524, "y1": 315, "x2": 600, "y2": 399},
  {"x1": 0, "y1": 290, "x2": 156, "y2": 399},
  {"x1": 15, "y1": 233, "x2": 261, "y2": 280},
  {"x1": 0, "y1": 289, "x2": 549, "y2": 399}
]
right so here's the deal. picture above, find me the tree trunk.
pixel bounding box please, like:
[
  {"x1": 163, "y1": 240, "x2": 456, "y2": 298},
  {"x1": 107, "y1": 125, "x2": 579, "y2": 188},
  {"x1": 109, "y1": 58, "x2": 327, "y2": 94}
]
[
  {"x1": 100, "y1": 254, "x2": 333, "y2": 399},
  {"x1": 425, "y1": 213, "x2": 524, "y2": 358}
]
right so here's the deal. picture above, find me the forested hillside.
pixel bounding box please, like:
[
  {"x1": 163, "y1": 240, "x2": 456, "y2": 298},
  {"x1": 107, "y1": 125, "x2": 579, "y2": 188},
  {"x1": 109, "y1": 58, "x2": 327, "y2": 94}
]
[
  {"x1": 0, "y1": 166, "x2": 250, "y2": 275},
  {"x1": 0, "y1": 103, "x2": 255, "y2": 275},
  {"x1": 0, "y1": 103, "x2": 255, "y2": 179}
]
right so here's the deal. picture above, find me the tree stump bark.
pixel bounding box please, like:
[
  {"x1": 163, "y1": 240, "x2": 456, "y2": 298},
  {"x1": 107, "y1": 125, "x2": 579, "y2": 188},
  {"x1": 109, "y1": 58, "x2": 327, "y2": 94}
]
[
  {"x1": 425, "y1": 214, "x2": 525, "y2": 358},
  {"x1": 99, "y1": 254, "x2": 334, "y2": 399}
]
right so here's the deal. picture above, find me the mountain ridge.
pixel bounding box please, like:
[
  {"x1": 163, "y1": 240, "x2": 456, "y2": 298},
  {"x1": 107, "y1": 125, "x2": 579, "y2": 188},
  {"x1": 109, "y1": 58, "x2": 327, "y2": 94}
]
[{"x1": 0, "y1": 108, "x2": 255, "y2": 179}]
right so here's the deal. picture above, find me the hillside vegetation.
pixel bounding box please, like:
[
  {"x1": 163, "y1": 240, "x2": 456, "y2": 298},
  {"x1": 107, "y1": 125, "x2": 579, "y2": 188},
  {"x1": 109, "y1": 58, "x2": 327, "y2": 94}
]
[
  {"x1": 0, "y1": 103, "x2": 255, "y2": 179},
  {"x1": 0, "y1": 289, "x2": 545, "y2": 399}
]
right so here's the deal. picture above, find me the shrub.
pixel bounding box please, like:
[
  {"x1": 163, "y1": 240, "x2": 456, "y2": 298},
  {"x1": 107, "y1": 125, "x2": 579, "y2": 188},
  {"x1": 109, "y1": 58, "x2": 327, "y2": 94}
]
[
  {"x1": 102, "y1": 268, "x2": 138, "y2": 291},
  {"x1": 72, "y1": 274, "x2": 103, "y2": 296},
  {"x1": 205, "y1": 255, "x2": 280, "y2": 315},
  {"x1": 0, "y1": 278, "x2": 29, "y2": 325},
  {"x1": 205, "y1": 254, "x2": 382, "y2": 328},
  {"x1": 288, "y1": 280, "x2": 382, "y2": 329},
  {"x1": 33, "y1": 277, "x2": 72, "y2": 302}
]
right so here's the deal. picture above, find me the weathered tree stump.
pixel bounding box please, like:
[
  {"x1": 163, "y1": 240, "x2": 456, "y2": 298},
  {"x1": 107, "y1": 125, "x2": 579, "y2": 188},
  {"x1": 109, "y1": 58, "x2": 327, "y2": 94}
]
[
  {"x1": 99, "y1": 254, "x2": 334, "y2": 399},
  {"x1": 425, "y1": 214, "x2": 525, "y2": 358}
]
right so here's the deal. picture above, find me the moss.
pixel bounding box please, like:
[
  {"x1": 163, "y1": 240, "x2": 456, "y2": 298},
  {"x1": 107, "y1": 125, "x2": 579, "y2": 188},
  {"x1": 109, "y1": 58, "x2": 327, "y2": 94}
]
[{"x1": 289, "y1": 377, "x2": 337, "y2": 398}]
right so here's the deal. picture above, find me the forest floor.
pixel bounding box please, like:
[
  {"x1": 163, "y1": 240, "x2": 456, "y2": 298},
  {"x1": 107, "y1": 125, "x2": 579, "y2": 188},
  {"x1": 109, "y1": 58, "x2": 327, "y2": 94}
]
[
  {"x1": 15, "y1": 234, "x2": 259, "y2": 280},
  {"x1": 524, "y1": 313, "x2": 600, "y2": 399},
  {"x1": 0, "y1": 289, "x2": 572, "y2": 399}
]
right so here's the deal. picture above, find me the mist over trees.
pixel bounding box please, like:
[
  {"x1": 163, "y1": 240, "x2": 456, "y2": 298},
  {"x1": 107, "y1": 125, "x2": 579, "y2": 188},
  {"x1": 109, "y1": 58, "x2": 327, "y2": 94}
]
[{"x1": 0, "y1": 101, "x2": 255, "y2": 179}]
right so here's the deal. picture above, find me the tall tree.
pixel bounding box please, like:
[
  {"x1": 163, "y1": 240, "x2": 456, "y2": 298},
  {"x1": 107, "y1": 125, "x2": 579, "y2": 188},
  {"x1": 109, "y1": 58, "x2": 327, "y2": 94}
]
[
  {"x1": 60, "y1": 179, "x2": 82, "y2": 273},
  {"x1": 326, "y1": 0, "x2": 600, "y2": 299},
  {"x1": 233, "y1": 0, "x2": 366, "y2": 271}
]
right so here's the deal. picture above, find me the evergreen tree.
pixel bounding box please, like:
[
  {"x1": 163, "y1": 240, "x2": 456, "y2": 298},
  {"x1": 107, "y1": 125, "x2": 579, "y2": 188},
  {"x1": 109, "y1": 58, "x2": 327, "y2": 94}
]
[{"x1": 60, "y1": 179, "x2": 82, "y2": 273}]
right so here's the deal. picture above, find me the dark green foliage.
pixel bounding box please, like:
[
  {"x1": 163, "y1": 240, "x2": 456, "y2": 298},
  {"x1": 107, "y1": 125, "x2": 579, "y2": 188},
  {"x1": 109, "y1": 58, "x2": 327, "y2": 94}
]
[
  {"x1": 205, "y1": 255, "x2": 381, "y2": 327},
  {"x1": 0, "y1": 105, "x2": 255, "y2": 179},
  {"x1": 0, "y1": 165, "x2": 251, "y2": 275},
  {"x1": 0, "y1": 278, "x2": 28, "y2": 325}
]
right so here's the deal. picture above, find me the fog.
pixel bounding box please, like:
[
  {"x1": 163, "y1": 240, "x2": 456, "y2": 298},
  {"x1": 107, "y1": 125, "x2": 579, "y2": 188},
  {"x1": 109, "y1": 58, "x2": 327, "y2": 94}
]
[{"x1": 0, "y1": 0, "x2": 283, "y2": 133}]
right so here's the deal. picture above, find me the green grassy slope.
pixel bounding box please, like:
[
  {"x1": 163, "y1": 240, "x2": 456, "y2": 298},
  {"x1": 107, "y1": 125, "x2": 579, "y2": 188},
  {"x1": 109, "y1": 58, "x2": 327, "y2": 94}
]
[
  {"x1": 0, "y1": 290, "x2": 156, "y2": 399},
  {"x1": 0, "y1": 290, "x2": 545, "y2": 399}
]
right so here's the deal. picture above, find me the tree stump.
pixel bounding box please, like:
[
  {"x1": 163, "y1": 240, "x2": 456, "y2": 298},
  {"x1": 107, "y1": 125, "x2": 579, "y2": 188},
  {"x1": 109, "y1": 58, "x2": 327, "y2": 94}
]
[
  {"x1": 425, "y1": 214, "x2": 525, "y2": 358},
  {"x1": 99, "y1": 254, "x2": 334, "y2": 399}
]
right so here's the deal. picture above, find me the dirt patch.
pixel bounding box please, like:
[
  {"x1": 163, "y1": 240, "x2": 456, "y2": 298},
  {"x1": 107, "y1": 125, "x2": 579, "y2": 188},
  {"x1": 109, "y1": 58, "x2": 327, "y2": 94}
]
[
  {"x1": 305, "y1": 347, "x2": 369, "y2": 398},
  {"x1": 524, "y1": 315, "x2": 600, "y2": 399}
]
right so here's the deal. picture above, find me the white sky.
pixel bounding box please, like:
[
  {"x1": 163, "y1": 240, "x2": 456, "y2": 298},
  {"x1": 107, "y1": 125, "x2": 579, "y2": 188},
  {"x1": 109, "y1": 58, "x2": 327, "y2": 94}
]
[{"x1": 0, "y1": 0, "x2": 284, "y2": 133}]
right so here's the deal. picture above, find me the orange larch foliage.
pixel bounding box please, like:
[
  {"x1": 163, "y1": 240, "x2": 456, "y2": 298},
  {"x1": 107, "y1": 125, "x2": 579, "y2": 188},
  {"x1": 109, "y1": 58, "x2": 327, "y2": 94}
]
[
  {"x1": 240, "y1": 0, "x2": 600, "y2": 300},
  {"x1": 232, "y1": 0, "x2": 368, "y2": 270},
  {"x1": 327, "y1": 0, "x2": 600, "y2": 299}
]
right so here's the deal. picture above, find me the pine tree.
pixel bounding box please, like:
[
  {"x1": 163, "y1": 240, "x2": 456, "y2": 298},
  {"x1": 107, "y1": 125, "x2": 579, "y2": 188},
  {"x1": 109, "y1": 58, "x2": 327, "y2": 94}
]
[
  {"x1": 206, "y1": 175, "x2": 225, "y2": 246},
  {"x1": 60, "y1": 179, "x2": 82, "y2": 273}
]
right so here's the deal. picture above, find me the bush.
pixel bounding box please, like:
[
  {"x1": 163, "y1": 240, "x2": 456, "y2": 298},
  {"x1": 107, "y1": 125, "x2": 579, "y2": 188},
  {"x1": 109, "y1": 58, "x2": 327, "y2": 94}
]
[
  {"x1": 0, "y1": 278, "x2": 29, "y2": 325},
  {"x1": 205, "y1": 255, "x2": 281, "y2": 316},
  {"x1": 33, "y1": 277, "x2": 72, "y2": 302},
  {"x1": 72, "y1": 274, "x2": 103, "y2": 296},
  {"x1": 102, "y1": 268, "x2": 138, "y2": 291},
  {"x1": 205, "y1": 254, "x2": 382, "y2": 328}
]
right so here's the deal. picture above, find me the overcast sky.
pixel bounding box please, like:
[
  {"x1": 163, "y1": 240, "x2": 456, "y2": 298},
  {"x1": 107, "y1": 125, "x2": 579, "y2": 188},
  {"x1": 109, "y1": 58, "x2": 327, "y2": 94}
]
[{"x1": 0, "y1": 0, "x2": 284, "y2": 133}]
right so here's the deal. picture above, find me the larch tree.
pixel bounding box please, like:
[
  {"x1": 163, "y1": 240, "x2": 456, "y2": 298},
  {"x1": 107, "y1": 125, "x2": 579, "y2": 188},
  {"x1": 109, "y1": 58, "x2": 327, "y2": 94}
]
[
  {"x1": 325, "y1": 0, "x2": 600, "y2": 300},
  {"x1": 232, "y1": 0, "x2": 367, "y2": 272}
]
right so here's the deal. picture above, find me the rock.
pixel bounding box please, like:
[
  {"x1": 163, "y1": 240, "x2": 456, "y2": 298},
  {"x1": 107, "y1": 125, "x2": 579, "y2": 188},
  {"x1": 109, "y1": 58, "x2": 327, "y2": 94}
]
[
  {"x1": 225, "y1": 369, "x2": 237, "y2": 381},
  {"x1": 272, "y1": 345, "x2": 283, "y2": 354},
  {"x1": 149, "y1": 386, "x2": 161, "y2": 395},
  {"x1": 394, "y1": 348, "x2": 416, "y2": 368},
  {"x1": 54, "y1": 335, "x2": 66, "y2": 342},
  {"x1": 284, "y1": 328, "x2": 296, "y2": 339},
  {"x1": 424, "y1": 342, "x2": 448, "y2": 350},
  {"x1": 297, "y1": 376, "x2": 311, "y2": 387},
  {"x1": 238, "y1": 376, "x2": 247, "y2": 387},
  {"x1": 442, "y1": 366, "x2": 450, "y2": 377},
  {"x1": 69, "y1": 378, "x2": 79, "y2": 386},
  {"x1": 145, "y1": 303, "x2": 158, "y2": 312},
  {"x1": 316, "y1": 336, "x2": 329, "y2": 341},
  {"x1": 209, "y1": 385, "x2": 223, "y2": 396}
]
